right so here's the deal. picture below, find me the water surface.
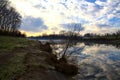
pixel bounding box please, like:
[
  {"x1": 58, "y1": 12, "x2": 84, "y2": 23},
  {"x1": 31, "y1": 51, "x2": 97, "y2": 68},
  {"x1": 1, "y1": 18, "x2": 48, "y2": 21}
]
[
  {"x1": 38, "y1": 39, "x2": 120, "y2": 80},
  {"x1": 66, "y1": 43, "x2": 120, "y2": 80}
]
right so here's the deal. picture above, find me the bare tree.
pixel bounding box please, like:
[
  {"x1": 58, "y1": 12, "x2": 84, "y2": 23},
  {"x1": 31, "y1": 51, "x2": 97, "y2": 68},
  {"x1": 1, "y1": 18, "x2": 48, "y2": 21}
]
[
  {"x1": 0, "y1": 0, "x2": 22, "y2": 32},
  {"x1": 52, "y1": 23, "x2": 84, "y2": 60},
  {"x1": 63, "y1": 24, "x2": 82, "y2": 55}
]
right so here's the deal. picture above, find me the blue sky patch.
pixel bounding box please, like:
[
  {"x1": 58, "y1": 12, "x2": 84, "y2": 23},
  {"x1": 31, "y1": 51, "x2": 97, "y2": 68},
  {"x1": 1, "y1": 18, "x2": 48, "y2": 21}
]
[
  {"x1": 100, "y1": 0, "x2": 107, "y2": 2},
  {"x1": 85, "y1": 0, "x2": 96, "y2": 3},
  {"x1": 109, "y1": 17, "x2": 120, "y2": 23}
]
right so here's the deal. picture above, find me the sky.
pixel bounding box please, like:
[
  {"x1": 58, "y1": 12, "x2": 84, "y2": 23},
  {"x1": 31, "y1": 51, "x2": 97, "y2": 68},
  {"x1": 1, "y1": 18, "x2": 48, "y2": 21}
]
[{"x1": 8, "y1": 0, "x2": 120, "y2": 36}]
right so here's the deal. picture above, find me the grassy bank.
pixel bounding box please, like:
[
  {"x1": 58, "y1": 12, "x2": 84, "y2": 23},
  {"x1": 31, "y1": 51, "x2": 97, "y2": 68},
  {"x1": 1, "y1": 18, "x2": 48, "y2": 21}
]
[
  {"x1": 0, "y1": 36, "x2": 31, "y2": 51},
  {"x1": 0, "y1": 36, "x2": 75, "y2": 80},
  {"x1": 0, "y1": 36, "x2": 30, "y2": 80},
  {"x1": 0, "y1": 36, "x2": 43, "y2": 80}
]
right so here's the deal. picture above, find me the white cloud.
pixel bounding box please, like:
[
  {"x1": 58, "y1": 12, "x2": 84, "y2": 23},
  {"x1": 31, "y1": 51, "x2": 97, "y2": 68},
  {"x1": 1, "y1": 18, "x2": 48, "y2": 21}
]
[{"x1": 8, "y1": 0, "x2": 120, "y2": 36}]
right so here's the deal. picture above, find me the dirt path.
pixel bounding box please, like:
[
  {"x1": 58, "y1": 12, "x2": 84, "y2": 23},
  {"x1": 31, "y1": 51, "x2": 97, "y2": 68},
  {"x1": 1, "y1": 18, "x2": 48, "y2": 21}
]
[
  {"x1": 16, "y1": 51, "x2": 69, "y2": 80},
  {"x1": 0, "y1": 41, "x2": 72, "y2": 80},
  {"x1": 0, "y1": 51, "x2": 13, "y2": 65},
  {"x1": 13, "y1": 43, "x2": 70, "y2": 80}
]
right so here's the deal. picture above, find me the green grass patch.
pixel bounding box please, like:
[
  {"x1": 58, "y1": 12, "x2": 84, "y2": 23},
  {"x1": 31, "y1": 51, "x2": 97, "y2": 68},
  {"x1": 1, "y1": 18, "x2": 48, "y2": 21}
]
[
  {"x1": 0, "y1": 36, "x2": 31, "y2": 51},
  {"x1": 0, "y1": 36, "x2": 31, "y2": 80},
  {"x1": 0, "y1": 52, "x2": 27, "y2": 80}
]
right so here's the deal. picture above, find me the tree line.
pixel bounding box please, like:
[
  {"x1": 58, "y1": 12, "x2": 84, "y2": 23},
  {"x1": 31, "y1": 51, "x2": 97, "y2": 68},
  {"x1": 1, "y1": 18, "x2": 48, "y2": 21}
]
[
  {"x1": 83, "y1": 30, "x2": 120, "y2": 40},
  {"x1": 30, "y1": 30, "x2": 120, "y2": 41},
  {"x1": 0, "y1": 0, "x2": 25, "y2": 37}
]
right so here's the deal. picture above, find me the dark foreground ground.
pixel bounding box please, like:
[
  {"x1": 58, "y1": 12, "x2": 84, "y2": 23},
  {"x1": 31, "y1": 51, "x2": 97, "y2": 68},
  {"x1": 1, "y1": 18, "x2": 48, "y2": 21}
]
[{"x1": 0, "y1": 36, "x2": 75, "y2": 80}]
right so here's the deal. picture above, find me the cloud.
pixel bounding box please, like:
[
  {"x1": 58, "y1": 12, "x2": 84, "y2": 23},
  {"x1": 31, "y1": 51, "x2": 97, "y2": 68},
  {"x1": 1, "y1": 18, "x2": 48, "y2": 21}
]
[
  {"x1": 21, "y1": 17, "x2": 47, "y2": 32},
  {"x1": 81, "y1": 23, "x2": 120, "y2": 35},
  {"x1": 61, "y1": 23, "x2": 84, "y2": 31},
  {"x1": 8, "y1": 0, "x2": 120, "y2": 36}
]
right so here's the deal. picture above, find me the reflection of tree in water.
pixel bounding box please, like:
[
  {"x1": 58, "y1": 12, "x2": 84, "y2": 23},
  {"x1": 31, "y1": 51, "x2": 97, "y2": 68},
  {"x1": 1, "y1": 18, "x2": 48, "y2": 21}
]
[
  {"x1": 83, "y1": 42, "x2": 120, "y2": 49},
  {"x1": 113, "y1": 44, "x2": 120, "y2": 49},
  {"x1": 64, "y1": 44, "x2": 120, "y2": 80},
  {"x1": 52, "y1": 41, "x2": 120, "y2": 80}
]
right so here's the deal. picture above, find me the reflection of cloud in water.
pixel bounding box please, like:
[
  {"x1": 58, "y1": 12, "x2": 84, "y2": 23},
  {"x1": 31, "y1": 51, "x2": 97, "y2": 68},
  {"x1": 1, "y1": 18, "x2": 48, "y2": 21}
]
[{"x1": 70, "y1": 44, "x2": 120, "y2": 80}]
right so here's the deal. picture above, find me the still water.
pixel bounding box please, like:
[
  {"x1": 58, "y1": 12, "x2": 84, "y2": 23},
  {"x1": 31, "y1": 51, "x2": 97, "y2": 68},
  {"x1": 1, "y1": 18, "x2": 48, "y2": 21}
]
[
  {"x1": 38, "y1": 39, "x2": 120, "y2": 80},
  {"x1": 54, "y1": 43, "x2": 120, "y2": 80}
]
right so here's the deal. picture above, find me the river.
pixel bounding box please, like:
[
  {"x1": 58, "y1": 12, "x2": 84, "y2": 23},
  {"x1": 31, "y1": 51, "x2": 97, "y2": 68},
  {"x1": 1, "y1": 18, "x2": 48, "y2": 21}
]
[
  {"x1": 67, "y1": 43, "x2": 120, "y2": 80},
  {"x1": 53, "y1": 42, "x2": 120, "y2": 80},
  {"x1": 39, "y1": 39, "x2": 120, "y2": 80}
]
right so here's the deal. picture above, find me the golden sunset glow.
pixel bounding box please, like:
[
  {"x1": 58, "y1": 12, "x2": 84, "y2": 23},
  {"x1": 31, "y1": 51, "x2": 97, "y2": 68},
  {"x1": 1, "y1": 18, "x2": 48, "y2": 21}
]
[{"x1": 9, "y1": 0, "x2": 120, "y2": 36}]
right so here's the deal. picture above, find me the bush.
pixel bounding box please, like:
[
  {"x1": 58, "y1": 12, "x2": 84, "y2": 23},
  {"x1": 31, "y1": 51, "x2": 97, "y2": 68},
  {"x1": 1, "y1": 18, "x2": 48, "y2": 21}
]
[
  {"x1": 55, "y1": 60, "x2": 78, "y2": 76},
  {"x1": 45, "y1": 53, "x2": 78, "y2": 76},
  {"x1": 0, "y1": 29, "x2": 26, "y2": 37}
]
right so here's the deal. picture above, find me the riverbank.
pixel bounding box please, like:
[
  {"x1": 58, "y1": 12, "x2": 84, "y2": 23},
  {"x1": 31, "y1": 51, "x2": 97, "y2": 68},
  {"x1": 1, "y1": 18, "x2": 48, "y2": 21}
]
[
  {"x1": 0, "y1": 36, "x2": 76, "y2": 80},
  {"x1": 79, "y1": 39, "x2": 120, "y2": 48}
]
